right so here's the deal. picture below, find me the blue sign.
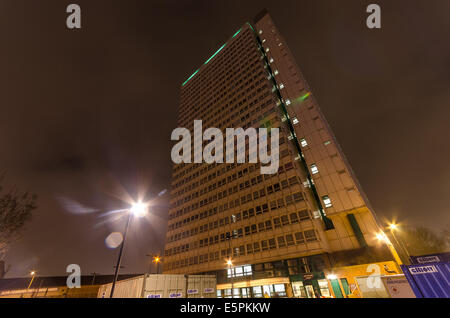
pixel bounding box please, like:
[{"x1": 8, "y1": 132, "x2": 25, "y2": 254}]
[
  {"x1": 401, "y1": 262, "x2": 450, "y2": 298},
  {"x1": 410, "y1": 252, "x2": 450, "y2": 264}
]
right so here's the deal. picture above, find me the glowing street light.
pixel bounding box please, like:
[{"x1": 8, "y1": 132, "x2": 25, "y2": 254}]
[
  {"x1": 226, "y1": 259, "x2": 234, "y2": 297},
  {"x1": 376, "y1": 230, "x2": 403, "y2": 265},
  {"x1": 153, "y1": 255, "x2": 161, "y2": 274},
  {"x1": 388, "y1": 222, "x2": 411, "y2": 262},
  {"x1": 110, "y1": 201, "x2": 148, "y2": 298},
  {"x1": 27, "y1": 270, "x2": 36, "y2": 290}
]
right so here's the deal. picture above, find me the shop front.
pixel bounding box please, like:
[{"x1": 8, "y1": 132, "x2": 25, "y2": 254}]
[
  {"x1": 324, "y1": 261, "x2": 401, "y2": 298},
  {"x1": 289, "y1": 272, "x2": 331, "y2": 298},
  {"x1": 216, "y1": 277, "x2": 291, "y2": 298}
]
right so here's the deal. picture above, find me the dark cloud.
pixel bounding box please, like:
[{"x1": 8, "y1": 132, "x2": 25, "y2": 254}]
[{"x1": 0, "y1": 0, "x2": 449, "y2": 277}]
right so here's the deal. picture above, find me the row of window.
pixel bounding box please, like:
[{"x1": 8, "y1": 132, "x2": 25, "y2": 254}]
[
  {"x1": 164, "y1": 229, "x2": 318, "y2": 270},
  {"x1": 166, "y1": 209, "x2": 313, "y2": 255},
  {"x1": 167, "y1": 175, "x2": 303, "y2": 232}
]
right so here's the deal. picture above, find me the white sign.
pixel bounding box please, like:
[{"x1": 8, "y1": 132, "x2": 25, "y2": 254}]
[
  {"x1": 416, "y1": 256, "x2": 440, "y2": 264},
  {"x1": 409, "y1": 265, "x2": 438, "y2": 275},
  {"x1": 381, "y1": 276, "x2": 416, "y2": 298},
  {"x1": 187, "y1": 289, "x2": 198, "y2": 294}
]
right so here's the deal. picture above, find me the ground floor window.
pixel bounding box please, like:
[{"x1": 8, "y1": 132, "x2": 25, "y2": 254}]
[
  {"x1": 219, "y1": 284, "x2": 287, "y2": 298},
  {"x1": 318, "y1": 279, "x2": 331, "y2": 297}
]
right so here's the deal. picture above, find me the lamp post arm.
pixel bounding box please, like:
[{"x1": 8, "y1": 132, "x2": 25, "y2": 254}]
[{"x1": 110, "y1": 212, "x2": 133, "y2": 298}]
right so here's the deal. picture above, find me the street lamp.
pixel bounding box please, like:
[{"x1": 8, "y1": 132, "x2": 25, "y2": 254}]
[
  {"x1": 27, "y1": 270, "x2": 36, "y2": 290},
  {"x1": 110, "y1": 201, "x2": 148, "y2": 298},
  {"x1": 153, "y1": 256, "x2": 161, "y2": 274},
  {"x1": 376, "y1": 230, "x2": 403, "y2": 265},
  {"x1": 226, "y1": 259, "x2": 235, "y2": 298},
  {"x1": 388, "y1": 223, "x2": 411, "y2": 262}
]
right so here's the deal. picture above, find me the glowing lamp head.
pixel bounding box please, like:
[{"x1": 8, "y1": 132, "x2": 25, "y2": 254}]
[
  {"x1": 389, "y1": 224, "x2": 398, "y2": 231},
  {"x1": 30, "y1": 271, "x2": 35, "y2": 276},
  {"x1": 130, "y1": 202, "x2": 148, "y2": 217},
  {"x1": 226, "y1": 259, "x2": 233, "y2": 266},
  {"x1": 327, "y1": 274, "x2": 337, "y2": 280},
  {"x1": 376, "y1": 233, "x2": 385, "y2": 241}
]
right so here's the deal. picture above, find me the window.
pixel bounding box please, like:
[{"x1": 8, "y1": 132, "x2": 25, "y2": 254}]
[
  {"x1": 281, "y1": 215, "x2": 289, "y2": 226},
  {"x1": 273, "y1": 217, "x2": 281, "y2": 228},
  {"x1": 274, "y1": 70, "x2": 279, "y2": 75},
  {"x1": 293, "y1": 192, "x2": 304, "y2": 202},
  {"x1": 261, "y1": 240, "x2": 269, "y2": 251},
  {"x1": 253, "y1": 242, "x2": 260, "y2": 253},
  {"x1": 258, "y1": 222, "x2": 265, "y2": 232},
  {"x1": 243, "y1": 265, "x2": 252, "y2": 276},
  {"x1": 300, "y1": 138, "x2": 308, "y2": 147},
  {"x1": 274, "y1": 284, "x2": 287, "y2": 297},
  {"x1": 277, "y1": 236, "x2": 286, "y2": 248},
  {"x1": 323, "y1": 195, "x2": 332, "y2": 208},
  {"x1": 286, "y1": 234, "x2": 295, "y2": 246},
  {"x1": 294, "y1": 232, "x2": 305, "y2": 244},
  {"x1": 285, "y1": 99, "x2": 291, "y2": 105},
  {"x1": 289, "y1": 213, "x2": 299, "y2": 224},
  {"x1": 298, "y1": 210, "x2": 310, "y2": 221},
  {"x1": 292, "y1": 117, "x2": 299, "y2": 125},
  {"x1": 277, "y1": 198, "x2": 285, "y2": 208},
  {"x1": 285, "y1": 195, "x2": 293, "y2": 205},
  {"x1": 269, "y1": 238, "x2": 276, "y2": 249},
  {"x1": 246, "y1": 244, "x2": 253, "y2": 254},
  {"x1": 311, "y1": 164, "x2": 319, "y2": 174},
  {"x1": 305, "y1": 230, "x2": 318, "y2": 242},
  {"x1": 279, "y1": 83, "x2": 284, "y2": 89}
]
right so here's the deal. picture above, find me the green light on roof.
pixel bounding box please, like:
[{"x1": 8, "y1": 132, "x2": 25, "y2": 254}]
[
  {"x1": 182, "y1": 69, "x2": 199, "y2": 86},
  {"x1": 232, "y1": 29, "x2": 242, "y2": 38},
  {"x1": 297, "y1": 92, "x2": 311, "y2": 102},
  {"x1": 204, "y1": 43, "x2": 227, "y2": 65},
  {"x1": 247, "y1": 22, "x2": 254, "y2": 31}
]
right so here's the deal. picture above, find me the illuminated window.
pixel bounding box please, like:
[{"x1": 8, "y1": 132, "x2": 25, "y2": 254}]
[
  {"x1": 292, "y1": 117, "x2": 299, "y2": 125},
  {"x1": 269, "y1": 58, "x2": 274, "y2": 63},
  {"x1": 300, "y1": 138, "x2": 308, "y2": 147},
  {"x1": 274, "y1": 70, "x2": 279, "y2": 75},
  {"x1": 311, "y1": 164, "x2": 318, "y2": 174},
  {"x1": 266, "y1": 48, "x2": 270, "y2": 52},
  {"x1": 279, "y1": 83, "x2": 284, "y2": 89},
  {"x1": 324, "y1": 140, "x2": 331, "y2": 146},
  {"x1": 262, "y1": 39, "x2": 266, "y2": 43},
  {"x1": 285, "y1": 99, "x2": 291, "y2": 105},
  {"x1": 322, "y1": 195, "x2": 332, "y2": 208},
  {"x1": 259, "y1": 30, "x2": 263, "y2": 34}
]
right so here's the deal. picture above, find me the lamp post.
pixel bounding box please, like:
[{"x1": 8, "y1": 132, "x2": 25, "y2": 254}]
[
  {"x1": 27, "y1": 271, "x2": 36, "y2": 290},
  {"x1": 110, "y1": 201, "x2": 148, "y2": 298},
  {"x1": 153, "y1": 255, "x2": 161, "y2": 274},
  {"x1": 227, "y1": 259, "x2": 234, "y2": 298},
  {"x1": 376, "y1": 231, "x2": 403, "y2": 265},
  {"x1": 389, "y1": 224, "x2": 411, "y2": 262},
  {"x1": 146, "y1": 254, "x2": 162, "y2": 274}
]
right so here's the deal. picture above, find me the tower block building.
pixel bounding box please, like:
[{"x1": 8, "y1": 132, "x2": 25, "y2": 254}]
[{"x1": 164, "y1": 10, "x2": 394, "y2": 298}]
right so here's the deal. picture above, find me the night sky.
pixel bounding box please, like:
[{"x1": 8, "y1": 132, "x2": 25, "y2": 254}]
[{"x1": 1, "y1": 0, "x2": 449, "y2": 278}]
